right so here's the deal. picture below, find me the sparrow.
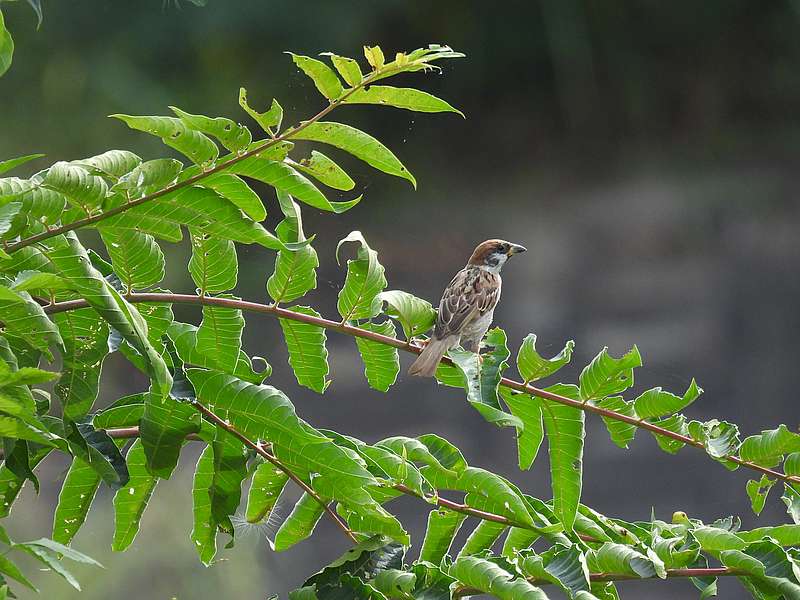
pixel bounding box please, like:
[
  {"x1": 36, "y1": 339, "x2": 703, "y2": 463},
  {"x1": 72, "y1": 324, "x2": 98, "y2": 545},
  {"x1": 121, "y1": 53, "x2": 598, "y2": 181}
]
[{"x1": 408, "y1": 239, "x2": 527, "y2": 377}]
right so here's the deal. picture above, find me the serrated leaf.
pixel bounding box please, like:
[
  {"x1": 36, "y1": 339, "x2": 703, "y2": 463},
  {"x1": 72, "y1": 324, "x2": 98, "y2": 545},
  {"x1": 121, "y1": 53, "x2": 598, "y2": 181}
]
[
  {"x1": 198, "y1": 173, "x2": 265, "y2": 221},
  {"x1": 102, "y1": 185, "x2": 283, "y2": 249},
  {"x1": 739, "y1": 424, "x2": 800, "y2": 468},
  {"x1": 273, "y1": 492, "x2": 326, "y2": 551},
  {"x1": 354, "y1": 321, "x2": 400, "y2": 392},
  {"x1": 517, "y1": 335, "x2": 574, "y2": 383},
  {"x1": 170, "y1": 106, "x2": 252, "y2": 153},
  {"x1": 100, "y1": 229, "x2": 165, "y2": 290},
  {"x1": 449, "y1": 555, "x2": 548, "y2": 600},
  {"x1": 500, "y1": 388, "x2": 544, "y2": 470},
  {"x1": 278, "y1": 306, "x2": 330, "y2": 393},
  {"x1": 292, "y1": 121, "x2": 416, "y2": 187},
  {"x1": 0, "y1": 286, "x2": 62, "y2": 359},
  {"x1": 75, "y1": 149, "x2": 141, "y2": 179},
  {"x1": 238, "y1": 88, "x2": 283, "y2": 133},
  {"x1": 166, "y1": 321, "x2": 269, "y2": 383},
  {"x1": 579, "y1": 346, "x2": 642, "y2": 401},
  {"x1": 53, "y1": 309, "x2": 109, "y2": 420},
  {"x1": 43, "y1": 161, "x2": 108, "y2": 210},
  {"x1": 188, "y1": 231, "x2": 237, "y2": 293},
  {"x1": 112, "y1": 439, "x2": 158, "y2": 551},
  {"x1": 289, "y1": 53, "x2": 344, "y2": 100},
  {"x1": 246, "y1": 461, "x2": 288, "y2": 524},
  {"x1": 187, "y1": 370, "x2": 376, "y2": 506},
  {"x1": 378, "y1": 290, "x2": 436, "y2": 339},
  {"x1": 542, "y1": 383, "x2": 584, "y2": 531},
  {"x1": 458, "y1": 520, "x2": 507, "y2": 557},
  {"x1": 267, "y1": 194, "x2": 318, "y2": 303},
  {"x1": 345, "y1": 85, "x2": 463, "y2": 116},
  {"x1": 323, "y1": 53, "x2": 362, "y2": 86},
  {"x1": 634, "y1": 379, "x2": 702, "y2": 420},
  {"x1": 0, "y1": 154, "x2": 44, "y2": 176},
  {"x1": 52, "y1": 456, "x2": 103, "y2": 545},
  {"x1": 289, "y1": 150, "x2": 355, "y2": 191},
  {"x1": 112, "y1": 158, "x2": 181, "y2": 197},
  {"x1": 746, "y1": 475, "x2": 776, "y2": 516},
  {"x1": 191, "y1": 445, "x2": 217, "y2": 565},
  {"x1": 111, "y1": 114, "x2": 219, "y2": 165},
  {"x1": 596, "y1": 396, "x2": 637, "y2": 449},
  {"x1": 336, "y1": 231, "x2": 387, "y2": 321}
]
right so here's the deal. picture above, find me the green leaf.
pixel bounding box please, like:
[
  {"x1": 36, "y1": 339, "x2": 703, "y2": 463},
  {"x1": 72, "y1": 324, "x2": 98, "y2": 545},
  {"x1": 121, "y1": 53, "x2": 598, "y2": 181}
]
[
  {"x1": 303, "y1": 536, "x2": 405, "y2": 592},
  {"x1": 649, "y1": 413, "x2": 689, "y2": 454},
  {"x1": 112, "y1": 158, "x2": 181, "y2": 198},
  {"x1": 75, "y1": 149, "x2": 142, "y2": 179},
  {"x1": 245, "y1": 461, "x2": 288, "y2": 524},
  {"x1": 289, "y1": 53, "x2": 344, "y2": 100},
  {"x1": 0, "y1": 415, "x2": 57, "y2": 446},
  {"x1": 323, "y1": 53, "x2": 363, "y2": 86},
  {"x1": 100, "y1": 229, "x2": 165, "y2": 291},
  {"x1": 209, "y1": 430, "x2": 248, "y2": 538},
  {"x1": 444, "y1": 328, "x2": 521, "y2": 429},
  {"x1": 273, "y1": 492, "x2": 326, "y2": 551},
  {"x1": 111, "y1": 114, "x2": 219, "y2": 165},
  {"x1": 372, "y1": 568, "x2": 416, "y2": 599},
  {"x1": 65, "y1": 421, "x2": 129, "y2": 489},
  {"x1": 589, "y1": 543, "x2": 665, "y2": 579},
  {"x1": 578, "y1": 346, "x2": 642, "y2": 401},
  {"x1": 167, "y1": 321, "x2": 269, "y2": 383},
  {"x1": 196, "y1": 303, "x2": 244, "y2": 374},
  {"x1": 0, "y1": 553, "x2": 35, "y2": 592},
  {"x1": 188, "y1": 232, "x2": 237, "y2": 294},
  {"x1": 170, "y1": 106, "x2": 252, "y2": 153},
  {"x1": 0, "y1": 10, "x2": 14, "y2": 79},
  {"x1": 344, "y1": 85, "x2": 463, "y2": 116},
  {"x1": 338, "y1": 501, "x2": 409, "y2": 546},
  {"x1": 52, "y1": 456, "x2": 103, "y2": 545},
  {"x1": 238, "y1": 88, "x2": 283, "y2": 133},
  {"x1": 502, "y1": 528, "x2": 540, "y2": 558},
  {"x1": 364, "y1": 45, "x2": 385, "y2": 70},
  {"x1": 633, "y1": 379, "x2": 703, "y2": 420},
  {"x1": 596, "y1": 396, "x2": 637, "y2": 449},
  {"x1": 292, "y1": 122, "x2": 416, "y2": 187},
  {"x1": 41, "y1": 161, "x2": 109, "y2": 211},
  {"x1": 354, "y1": 321, "x2": 400, "y2": 392},
  {"x1": 687, "y1": 419, "x2": 741, "y2": 464},
  {"x1": 692, "y1": 526, "x2": 746, "y2": 552},
  {"x1": 278, "y1": 306, "x2": 330, "y2": 393},
  {"x1": 198, "y1": 173, "x2": 266, "y2": 221},
  {"x1": 378, "y1": 290, "x2": 436, "y2": 339},
  {"x1": 141, "y1": 390, "x2": 199, "y2": 478},
  {"x1": 337, "y1": 231, "x2": 388, "y2": 321},
  {"x1": 190, "y1": 445, "x2": 217, "y2": 565},
  {"x1": 0, "y1": 286, "x2": 62, "y2": 359},
  {"x1": 0, "y1": 154, "x2": 44, "y2": 176},
  {"x1": 746, "y1": 475, "x2": 776, "y2": 516},
  {"x1": 739, "y1": 424, "x2": 800, "y2": 467},
  {"x1": 289, "y1": 150, "x2": 356, "y2": 191},
  {"x1": 519, "y1": 544, "x2": 591, "y2": 597},
  {"x1": 458, "y1": 520, "x2": 507, "y2": 557},
  {"x1": 14, "y1": 544, "x2": 83, "y2": 591},
  {"x1": 500, "y1": 388, "x2": 544, "y2": 470},
  {"x1": 112, "y1": 439, "x2": 158, "y2": 551},
  {"x1": 376, "y1": 434, "x2": 466, "y2": 475},
  {"x1": 542, "y1": 383, "x2": 585, "y2": 531},
  {"x1": 267, "y1": 193, "x2": 318, "y2": 303},
  {"x1": 449, "y1": 555, "x2": 548, "y2": 600},
  {"x1": 517, "y1": 335, "x2": 574, "y2": 383},
  {"x1": 187, "y1": 370, "x2": 376, "y2": 506},
  {"x1": 739, "y1": 524, "x2": 800, "y2": 546},
  {"x1": 103, "y1": 185, "x2": 283, "y2": 249},
  {"x1": 10, "y1": 270, "x2": 71, "y2": 293},
  {"x1": 0, "y1": 445, "x2": 51, "y2": 518},
  {"x1": 53, "y1": 308, "x2": 109, "y2": 420}
]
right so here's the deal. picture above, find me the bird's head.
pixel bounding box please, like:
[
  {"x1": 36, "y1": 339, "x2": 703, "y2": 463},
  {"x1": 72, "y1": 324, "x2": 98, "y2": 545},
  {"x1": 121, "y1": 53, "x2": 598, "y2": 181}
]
[{"x1": 467, "y1": 239, "x2": 527, "y2": 272}]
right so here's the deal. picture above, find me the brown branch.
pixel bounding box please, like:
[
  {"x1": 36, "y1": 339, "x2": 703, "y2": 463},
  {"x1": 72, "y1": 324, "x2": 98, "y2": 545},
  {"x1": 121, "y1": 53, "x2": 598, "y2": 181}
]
[
  {"x1": 46, "y1": 292, "x2": 800, "y2": 487},
  {"x1": 5, "y1": 64, "x2": 406, "y2": 255},
  {"x1": 188, "y1": 399, "x2": 358, "y2": 544},
  {"x1": 452, "y1": 567, "x2": 743, "y2": 598}
]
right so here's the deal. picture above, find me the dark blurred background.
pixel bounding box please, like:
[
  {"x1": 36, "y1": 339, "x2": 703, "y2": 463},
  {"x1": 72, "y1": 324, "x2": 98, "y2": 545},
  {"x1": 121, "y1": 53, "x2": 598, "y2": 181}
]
[{"x1": 1, "y1": 2, "x2": 799, "y2": 598}]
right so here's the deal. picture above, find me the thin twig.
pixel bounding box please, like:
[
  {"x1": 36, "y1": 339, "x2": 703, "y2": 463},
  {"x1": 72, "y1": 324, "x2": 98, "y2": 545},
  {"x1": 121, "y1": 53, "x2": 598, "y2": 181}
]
[
  {"x1": 189, "y1": 399, "x2": 358, "y2": 544},
  {"x1": 44, "y1": 293, "x2": 800, "y2": 486}
]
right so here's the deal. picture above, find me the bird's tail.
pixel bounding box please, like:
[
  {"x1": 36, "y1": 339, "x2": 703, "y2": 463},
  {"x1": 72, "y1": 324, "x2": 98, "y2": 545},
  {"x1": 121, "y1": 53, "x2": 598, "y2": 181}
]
[{"x1": 408, "y1": 337, "x2": 453, "y2": 377}]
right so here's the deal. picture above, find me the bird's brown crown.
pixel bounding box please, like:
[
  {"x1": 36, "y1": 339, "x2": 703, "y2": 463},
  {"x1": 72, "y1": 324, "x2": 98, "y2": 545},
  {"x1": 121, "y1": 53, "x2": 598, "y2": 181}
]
[{"x1": 467, "y1": 239, "x2": 520, "y2": 266}]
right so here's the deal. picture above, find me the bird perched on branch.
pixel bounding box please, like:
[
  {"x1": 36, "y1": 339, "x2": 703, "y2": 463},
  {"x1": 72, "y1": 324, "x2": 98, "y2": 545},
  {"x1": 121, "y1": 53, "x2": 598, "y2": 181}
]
[{"x1": 408, "y1": 239, "x2": 527, "y2": 377}]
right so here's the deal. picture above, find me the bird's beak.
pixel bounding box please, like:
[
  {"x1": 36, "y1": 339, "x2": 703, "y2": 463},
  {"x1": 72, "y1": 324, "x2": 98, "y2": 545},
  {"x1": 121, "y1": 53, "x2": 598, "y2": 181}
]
[{"x1": 507, "y1": 244, "x2": 527, "y2": 256}]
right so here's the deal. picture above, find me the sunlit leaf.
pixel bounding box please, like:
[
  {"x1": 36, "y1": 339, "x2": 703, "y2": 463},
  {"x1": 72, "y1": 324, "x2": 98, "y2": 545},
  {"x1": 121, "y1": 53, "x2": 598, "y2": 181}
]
[
  {"x1": 238, "y1": 88, "x2": 283, "y2": 134},
  {"x1": 739, "y1": 424, "x2": 800, "y2": 468},
  {"x1": 0, "y1": 10, "x2": 15, "y2": 78},
  {"x1": 0, "y1": 154, "x2": 44, "y2": 176},
  {"x1": 500, "y1": 388, "x2": 544, "y2": 470},
  {"x1": 345, "y1": 85, "x2": 463, "y2": 116},
  {"x1": 190, "y1": 445, "x2": 217, "y2": 565},
  {"x1": 111, "y1": 114, "x2": 219, "y2": 165},
  {"x1": 289, "y1": 53, "x2": 344, "y2": 100},
  {"x1": 322, "y1": 53, "x2": 362, "y2": 86},
  {"x1": 596, "y1": 396, "x2": 637, "y2": 449},
  {"x1": 579, "y1": 346, "x2": 641, "y2": 401},
  {"x1": 517, "y1": 335, "x2": 574, "y2": 383},
  {"x1": 267, "y1": 194, "x2": 318, "y2": 303},
  {"x1": 458, "y1": 520, "x2": 507, "y2": 557},
  {"x1": 75, "y1": 149, "x2": 141, "y2": 179},
  {"x1": 273, "y1": 492, "x2": 326, "y2": 552},
  {"x1": 100, "y1": 229, "x2": 165, "y2": 291},
  {"x1": 278, "y1": 306, "x2": 330, "y2": 393},
  {"x1": 378, "y1": 290, "x2": 436, "y2": 339},
  {"x1": 634, "y1": 379, "x2": 702, "y2": 420},
  {"x1": 170, "y1": 106, "x2": 252, "y2": 153},
  {"x1": 337, "y1": 231, "x2": 388, "y2": 321},
  {"x1": 449, "y1": 555, "x2": 548, "y2": 600},
  {"x1": 198, "y1": 172, "x2": 266, "y2": 221},
  {"x1": 354, "y1": 321, "x2": 400, "y2": 392},
  {"x1": 52, "y1": 456, "x2": 103, "y2": 545},
  {"x1": 0, "y1": 286, "x2": 61, "y2": 359},
  {"x1": 246, "y1": 461, "x2": 288, "y2": 524},
  {"x1": 112, "y1": 439, "x2": 158, "y2": 551},
  {"x1": 288, "y1": 151, "x2": 355, "y2": 191},
  {"x1": 746, "y1": 475, "x2": 776, "y2": 516},
  {"x1": 43, "y1": 161, "x2": 109, "y2": 211},
  {"x1": 188, "y1": 231, "x2": 237, "y2": 294}
]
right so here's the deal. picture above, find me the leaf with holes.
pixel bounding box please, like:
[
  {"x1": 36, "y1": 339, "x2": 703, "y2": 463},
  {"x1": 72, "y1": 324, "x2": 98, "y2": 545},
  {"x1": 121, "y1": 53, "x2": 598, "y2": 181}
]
[
  {"x1": 170, "y1": 106, "x2": 252, "y2": 153},
  {"x1": 517, "y1": 334, "x2": 574, "y2": 383},
  {"x1": 579, "y1": 346, "x2": 641, "y2": 401},
  {"x1": 246, "y1": 461, "x2": 288, "y2": 524}
]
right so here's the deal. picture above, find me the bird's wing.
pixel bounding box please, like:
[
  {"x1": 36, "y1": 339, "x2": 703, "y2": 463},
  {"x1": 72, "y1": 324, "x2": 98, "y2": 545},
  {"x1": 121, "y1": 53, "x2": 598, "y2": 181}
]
[{"x1": 433, "y1": 267, "x2": 500, "y2": 339}]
